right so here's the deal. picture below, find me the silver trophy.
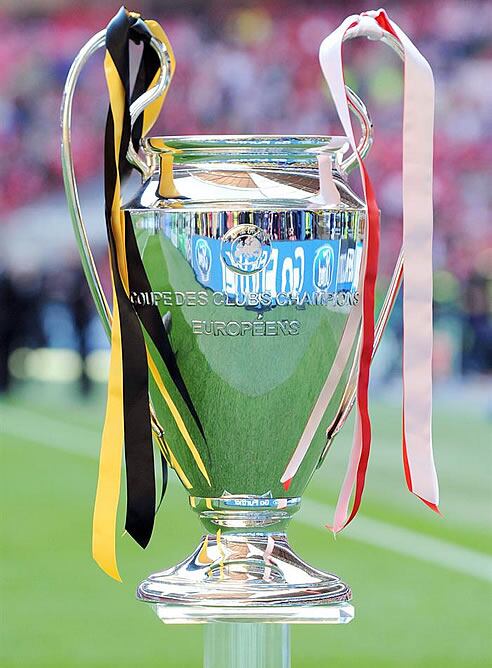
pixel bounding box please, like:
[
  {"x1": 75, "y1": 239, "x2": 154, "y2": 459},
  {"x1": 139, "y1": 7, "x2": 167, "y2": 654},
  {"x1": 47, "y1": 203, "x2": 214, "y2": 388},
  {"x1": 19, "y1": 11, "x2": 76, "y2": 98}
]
[{"x1": 61, "y1": 17, "x2": 405, "y2": 628}]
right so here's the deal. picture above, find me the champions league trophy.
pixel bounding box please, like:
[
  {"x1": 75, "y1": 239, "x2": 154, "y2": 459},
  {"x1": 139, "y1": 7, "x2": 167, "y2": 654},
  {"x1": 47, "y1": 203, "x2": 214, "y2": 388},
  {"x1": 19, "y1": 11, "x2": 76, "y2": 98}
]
[{"x1": 62, "y1": 7, "x2": 438, "y2": 666}]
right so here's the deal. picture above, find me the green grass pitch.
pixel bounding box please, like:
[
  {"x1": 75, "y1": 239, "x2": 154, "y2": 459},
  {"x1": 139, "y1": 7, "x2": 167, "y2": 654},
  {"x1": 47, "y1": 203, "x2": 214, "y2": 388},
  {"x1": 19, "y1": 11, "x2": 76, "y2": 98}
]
[{"x1": 1, "y1": 383, "x2": 491, "y2": 667}]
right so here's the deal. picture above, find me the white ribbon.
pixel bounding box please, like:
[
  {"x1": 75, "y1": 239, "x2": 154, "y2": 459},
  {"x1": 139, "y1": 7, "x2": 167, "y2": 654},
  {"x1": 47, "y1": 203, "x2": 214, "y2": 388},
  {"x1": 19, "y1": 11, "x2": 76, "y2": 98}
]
[
  {"x1": 281, "y1": 9, "x2": 439, "y2": 524},
  {"x1": 319, "y1": 10, "x2": 439, "y2": 522}
]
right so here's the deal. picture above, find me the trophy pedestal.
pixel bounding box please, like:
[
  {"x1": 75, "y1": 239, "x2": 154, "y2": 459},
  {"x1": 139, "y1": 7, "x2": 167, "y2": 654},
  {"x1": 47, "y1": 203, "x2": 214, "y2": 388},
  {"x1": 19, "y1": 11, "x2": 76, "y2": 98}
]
[
  {"x1": 204, "y1": 623, "x2": 291, "y2": 668},
  {"x1": 136, "y1": 532, "x2": 353, "y2": 624}
]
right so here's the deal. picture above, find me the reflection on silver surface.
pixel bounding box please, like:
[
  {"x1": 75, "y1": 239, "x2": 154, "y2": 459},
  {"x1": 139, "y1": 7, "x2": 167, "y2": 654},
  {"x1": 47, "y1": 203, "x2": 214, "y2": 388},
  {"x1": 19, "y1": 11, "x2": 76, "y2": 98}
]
[
  {"x1": 130, "y1": 135, "x2": 366, "y2": 212},
  {"x1": 62, "y1": 18, "x2": 406, "y2": 627},
  {"x1": 129, "y1": 139, "x2": 370, "y2": 624},
  {"x1": 137, "y1": 497, "x2": 352, "y2": 623}
]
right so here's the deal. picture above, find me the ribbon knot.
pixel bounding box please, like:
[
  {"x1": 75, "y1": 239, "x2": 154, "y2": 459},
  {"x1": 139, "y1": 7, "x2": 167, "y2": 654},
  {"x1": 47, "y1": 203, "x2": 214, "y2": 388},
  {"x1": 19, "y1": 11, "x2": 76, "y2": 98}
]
[{"x1": 349, "y1": 14, "x2": 384, "y2": 40}]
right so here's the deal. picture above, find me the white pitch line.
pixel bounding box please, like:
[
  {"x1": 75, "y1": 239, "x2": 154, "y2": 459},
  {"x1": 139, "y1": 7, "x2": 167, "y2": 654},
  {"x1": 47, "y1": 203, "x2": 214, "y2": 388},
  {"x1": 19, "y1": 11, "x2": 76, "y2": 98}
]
[
  {"x1": 299, "y1": 498, "x2": 492, "y2": 584},
  {"x1": 2, "y1": 403, "x2": 492, "y2": 583}
]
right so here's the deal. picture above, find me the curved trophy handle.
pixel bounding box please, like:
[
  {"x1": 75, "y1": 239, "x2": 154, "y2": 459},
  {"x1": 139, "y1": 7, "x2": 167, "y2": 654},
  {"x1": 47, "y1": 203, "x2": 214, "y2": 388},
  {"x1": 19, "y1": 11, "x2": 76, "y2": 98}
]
[
  {"x1": 317, "y1": 17, "x2": 406, "y2": 467},
  {"x1": 60, "y1": 29, "x2": 171, "y2": 337},
  {"x1": 60, "y1": 29, "x2": 172, "y2": 437},
  {"x1": 341, "y1": 87, "x2": 373, "y2": 174}
]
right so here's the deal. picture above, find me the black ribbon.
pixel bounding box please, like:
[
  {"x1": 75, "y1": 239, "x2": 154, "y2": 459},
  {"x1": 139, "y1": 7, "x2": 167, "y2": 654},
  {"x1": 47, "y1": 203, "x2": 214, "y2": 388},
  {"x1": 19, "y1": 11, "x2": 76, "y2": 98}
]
[
  {"x1": 103, "y1": 7, "x2": 206, "y2": 550},
  {"x1": 104, "y1": 7, "x2": 161, "y2": 549}
]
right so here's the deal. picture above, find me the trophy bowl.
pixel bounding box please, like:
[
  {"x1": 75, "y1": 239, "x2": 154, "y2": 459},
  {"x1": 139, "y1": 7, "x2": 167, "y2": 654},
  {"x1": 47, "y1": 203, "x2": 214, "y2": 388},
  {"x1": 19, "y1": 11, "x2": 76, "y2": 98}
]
[{"x1": 127, "y1": 134, "x2": 364, "y2": 622}]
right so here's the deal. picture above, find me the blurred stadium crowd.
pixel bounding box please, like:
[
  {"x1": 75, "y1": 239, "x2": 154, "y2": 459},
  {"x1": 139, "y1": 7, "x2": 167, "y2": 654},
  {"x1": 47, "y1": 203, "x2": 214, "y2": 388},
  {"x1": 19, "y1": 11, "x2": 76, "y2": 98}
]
[{"x1": 0, "y1": 0, "x2": 491, "y2": 392}]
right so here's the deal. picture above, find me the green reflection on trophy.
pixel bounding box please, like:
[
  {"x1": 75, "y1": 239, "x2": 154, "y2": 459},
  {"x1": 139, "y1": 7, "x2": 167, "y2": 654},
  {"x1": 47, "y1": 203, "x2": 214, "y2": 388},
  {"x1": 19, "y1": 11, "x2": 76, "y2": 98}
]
[
  {"x1": 128, "y1": 162, "x2": 360, "y2": 502},
  {"x1": 128, "y1": 137, "x2": 364, "y2": 621}
]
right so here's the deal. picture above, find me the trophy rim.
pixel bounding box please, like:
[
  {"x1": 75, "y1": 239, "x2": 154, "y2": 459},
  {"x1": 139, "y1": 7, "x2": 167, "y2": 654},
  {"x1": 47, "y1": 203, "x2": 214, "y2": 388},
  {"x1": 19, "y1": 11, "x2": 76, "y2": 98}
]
[{"x1": 144, "y1": 134, "x2": 349, "y2": 154}]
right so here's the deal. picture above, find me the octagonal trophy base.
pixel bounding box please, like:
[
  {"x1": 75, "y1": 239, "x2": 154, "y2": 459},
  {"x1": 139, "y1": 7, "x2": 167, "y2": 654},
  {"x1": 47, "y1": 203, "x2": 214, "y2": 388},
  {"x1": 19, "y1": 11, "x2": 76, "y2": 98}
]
[{"x1": 137, "y1": 531, "x2": 353, "y2": 625}]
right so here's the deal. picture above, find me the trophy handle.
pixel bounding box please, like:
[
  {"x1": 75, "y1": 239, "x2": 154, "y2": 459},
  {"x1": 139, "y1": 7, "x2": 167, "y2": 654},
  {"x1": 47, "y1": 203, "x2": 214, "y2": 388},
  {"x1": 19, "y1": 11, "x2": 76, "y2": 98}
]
[
  {"x1": 340, "y1": 87, "x2": 373, "y2": 174},
  {"x1": 60, "y1": 29, "x2": 171, "y2": 337},
  {"x1": 338, "y1": 16, "x2": 404, "y2": 174},
  {"x1": 317, "y1": 18, "x2": 406, "y2": 467},
  {"x1": 60, "y1": 29, "x2": 172, "y2": 437}
]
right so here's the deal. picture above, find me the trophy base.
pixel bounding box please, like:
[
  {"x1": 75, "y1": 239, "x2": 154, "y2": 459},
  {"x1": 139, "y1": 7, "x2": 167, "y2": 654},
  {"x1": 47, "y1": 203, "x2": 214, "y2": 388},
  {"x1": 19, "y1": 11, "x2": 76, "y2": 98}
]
[{"x1": 137, "y1": 533, "x2": 353, "y2": 624}]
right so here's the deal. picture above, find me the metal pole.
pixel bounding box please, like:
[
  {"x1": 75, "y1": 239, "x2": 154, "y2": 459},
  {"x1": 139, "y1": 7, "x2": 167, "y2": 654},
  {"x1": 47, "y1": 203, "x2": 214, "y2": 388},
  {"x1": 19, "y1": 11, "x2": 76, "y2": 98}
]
[{"x1": 204, "y1": 623, "x2": 291, "y2": 668}]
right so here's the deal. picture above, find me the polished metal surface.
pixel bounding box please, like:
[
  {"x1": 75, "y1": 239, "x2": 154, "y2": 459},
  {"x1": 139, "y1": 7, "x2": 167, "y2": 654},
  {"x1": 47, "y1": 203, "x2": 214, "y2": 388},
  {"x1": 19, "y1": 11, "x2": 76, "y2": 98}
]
[
  {"x1": 62, "y1": 19, "x2": 404, "y2": 625},
  {"x1": 128, "y1": 161, "x2": 365, "y2": 217},
  {"x1": 137, "y1": 533, "x2": 351, "y2": 606},
  {"x1": 191, "y1": 496, "x2": 301, "y2": 533},
  {"x1": 137, "y1": 499, "x2": 352, "y2": 622},
  {"x1": 341, "y1": 88, "x2": 373, "y2": 174},
  {"x1": 124, "y1": 139, "x2": 366, "y2": 508},
  {"x1": 127, "y1": 136, "x2": 365, "y2": 210},
  {"x1": 60, "y1": 30, "x2": 111, "y2": 337},
  {"x1": 142, "y1": 91, "x2": 373, "y2": 175}
]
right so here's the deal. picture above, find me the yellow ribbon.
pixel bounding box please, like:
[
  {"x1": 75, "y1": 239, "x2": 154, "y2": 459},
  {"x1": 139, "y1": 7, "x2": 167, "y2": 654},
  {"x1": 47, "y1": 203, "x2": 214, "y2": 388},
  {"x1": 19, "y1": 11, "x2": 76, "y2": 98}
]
[{"x1": 93, "y1": 17, "x2": 175, "y2": 581}]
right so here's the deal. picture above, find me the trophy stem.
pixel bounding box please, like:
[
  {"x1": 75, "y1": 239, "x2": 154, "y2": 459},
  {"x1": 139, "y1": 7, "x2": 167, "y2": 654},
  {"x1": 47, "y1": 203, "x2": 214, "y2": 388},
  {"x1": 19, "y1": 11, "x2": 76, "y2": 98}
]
[{"x1": 204, "y1": 623, "x2": 290, "y2": 668}]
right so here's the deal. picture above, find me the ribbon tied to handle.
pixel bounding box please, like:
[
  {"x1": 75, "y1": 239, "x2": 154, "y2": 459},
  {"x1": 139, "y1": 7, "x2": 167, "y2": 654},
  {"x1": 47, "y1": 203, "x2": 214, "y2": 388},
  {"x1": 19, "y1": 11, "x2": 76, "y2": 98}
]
[
  {"x1": 93, "y1": 7, "x2": 210, "y2": 582},
  {"x1": 322, "y1": 9, "x2": 439, "y2": 530},
  {"x1": 282, "y1": 9, "x2": 439, "y2": 530}
]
